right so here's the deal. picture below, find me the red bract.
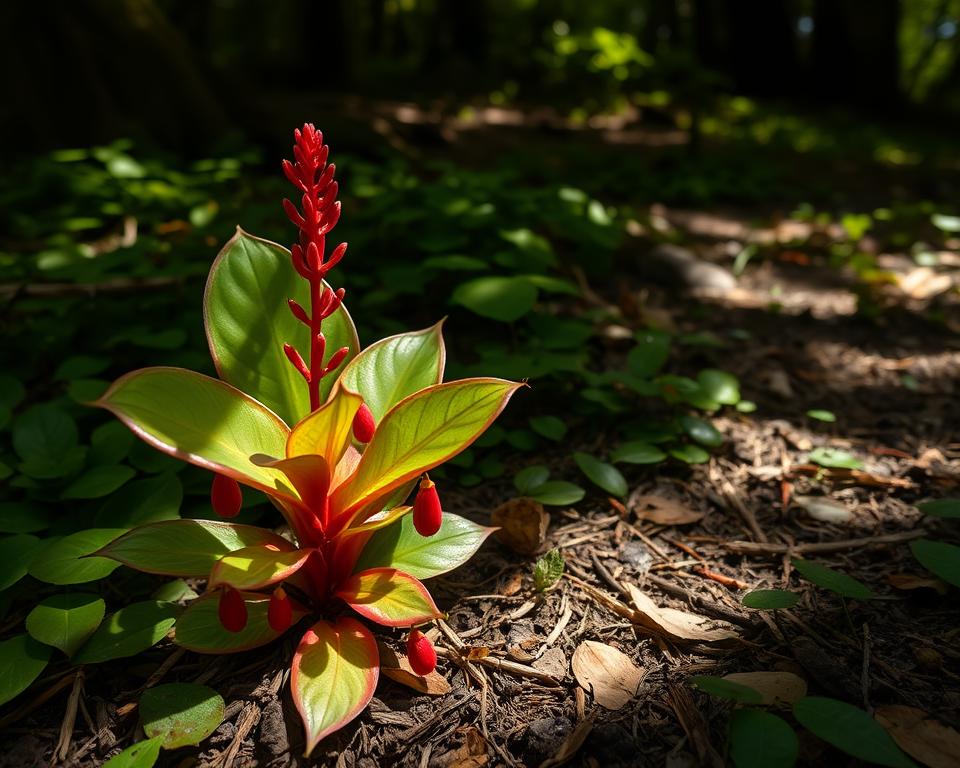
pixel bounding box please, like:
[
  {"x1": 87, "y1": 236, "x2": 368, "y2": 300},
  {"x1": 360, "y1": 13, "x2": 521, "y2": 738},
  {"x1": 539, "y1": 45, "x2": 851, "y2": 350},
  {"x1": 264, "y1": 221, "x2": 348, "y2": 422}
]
[
  {"x1": 211, "y1": 473, "x2": 242, "y2": 518},
  {"x1": 406, "y1": 629, "x2": 437, "y2": 676},
  {"x1": 352, "y1": 402, "x2": 376, "y2": 443},
  {"x1": 218, "y1": 585, "x2": 247, "y2": 632},
  {"x1": 413, "y1": 477, "x2": 443, "y2": 536},
  {"x1": 268, "y1": 586, "x2": 293, "y2": 632}
]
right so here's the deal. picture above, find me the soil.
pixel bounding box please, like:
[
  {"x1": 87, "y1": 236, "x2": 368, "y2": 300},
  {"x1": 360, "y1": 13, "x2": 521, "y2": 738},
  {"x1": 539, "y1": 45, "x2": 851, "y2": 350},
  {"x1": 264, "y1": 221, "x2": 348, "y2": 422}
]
[{"x1": 3, "y1": 110, "x2": 959, "y2": 768}]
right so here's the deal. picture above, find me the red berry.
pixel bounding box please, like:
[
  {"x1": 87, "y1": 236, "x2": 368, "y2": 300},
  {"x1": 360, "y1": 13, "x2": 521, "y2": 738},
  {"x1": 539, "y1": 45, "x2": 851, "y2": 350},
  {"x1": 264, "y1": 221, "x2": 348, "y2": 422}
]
[
  {"x1": 268, "y1": 587, "x2": 293, "y2": 633},
  {"x1": 406, "y1": 629, "x2": 437, "y2": 676},
  {"x1": 211, "y1": 474, "x2": 242, "y2": 518},
  {"x1": 352, "y1": 403, "x2": 376, "y2": 443},
  {"x1": 218, "y1": 586, "x2": 247, "y2": 633},
  {"x1": 413, "y1": 478, "x2": 442, "y2": 536}
]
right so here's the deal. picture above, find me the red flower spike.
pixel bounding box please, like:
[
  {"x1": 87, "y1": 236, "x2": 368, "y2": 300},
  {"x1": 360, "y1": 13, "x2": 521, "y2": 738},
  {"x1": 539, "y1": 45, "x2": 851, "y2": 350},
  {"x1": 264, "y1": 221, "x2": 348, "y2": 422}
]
[
  {"x1": 211, "y1": 473, "x2": 242, "y2": 518},
  {"x1": 406, "y1": 629, "x2": 437, "y2": 676},
  {"x1": 413, "y1": 477, "x2": 442, "y2": 536},
  {"x1": 282, "y1": 198, "x2": 305, "y2": 229},
  {"x1": 283, "y1": 343, "x2": 311, "y2": 382},
  {"x1": 352, "y1": 403, "x2": 376, "y2": 443},
  {"x1": 218, "y1": 586, "x2": 248, "y2": 633},
  {"x1": 288, "y1": 299, "x2": 311, "y2": 326},
  {"x1": 268, "y1": 586, "x2": 293, "y2": 633},
  {"x1": 322, "y1": 346, "x2": 349, "y2": 376}
]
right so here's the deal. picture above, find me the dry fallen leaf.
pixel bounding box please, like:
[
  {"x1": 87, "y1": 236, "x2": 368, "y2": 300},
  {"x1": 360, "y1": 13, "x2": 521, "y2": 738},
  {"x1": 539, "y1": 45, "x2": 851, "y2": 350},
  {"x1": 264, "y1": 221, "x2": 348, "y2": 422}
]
[
  {"x1": 377, "y1": 642, "x2": 451, "y2": 696},
  {"x1": 887, "y1": 573, "x2": 949, "y2": 595},
  {"x1": 626, "y1": 583, "x2": 739, "y2": 643},
  {"x1": 875, "y1": 704, "x2": 960, "y2": 768},
  {"x1": 629, "y1": 493, "x2": 704, "y2": 525},
  {"x1": 794, "y1": 495, "x2": 853, "y2": 524},
  {"x1": 492, "y1": 498, "x2": 549, "y2": 555},
  {"x1": 571, "y1": 641, "x2": 643, "y2": 710},
  {"x1": 464, "y1": 646, "x2": 491, "y2": 661},
  {"x1": 721, "y1": 671, "x2": 807, "y2": 707},
  {"x1": 896, "y1": 267, "x2": 953, "y2": 300},
  {"x1": 443, "y1": 726, "x2": 489, "y2": 768}
]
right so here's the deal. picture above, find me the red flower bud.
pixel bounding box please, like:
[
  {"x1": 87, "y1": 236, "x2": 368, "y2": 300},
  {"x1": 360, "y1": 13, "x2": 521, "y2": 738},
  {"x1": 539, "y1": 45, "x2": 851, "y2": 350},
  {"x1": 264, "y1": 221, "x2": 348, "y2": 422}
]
[
  {"x1": 218, "y1": 586, "x2": 247, "y2": 633},
  {"x1": 211, "y1": 474, "x2": 242, "y2": 518},
  {"x1": 406, "y1": 629, "x2": 437, "y2": 676},
  {"x1": 268, "y1": 587, "x2": 293, "y2": 633},
  {"x1": 352, "y1": 403, "x2": 376, "y2": 443},
  {"x1": 413, "y1": 477, "x2": 442, "y2": 537}
]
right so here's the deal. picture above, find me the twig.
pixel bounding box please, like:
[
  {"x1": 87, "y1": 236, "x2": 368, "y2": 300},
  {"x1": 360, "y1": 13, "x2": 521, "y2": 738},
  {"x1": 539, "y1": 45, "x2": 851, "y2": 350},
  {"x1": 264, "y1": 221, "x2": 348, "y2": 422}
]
[
  {"x1": 54, "y1": 669, "x2": 84, "y2": 764},
  {"x1": 436, "y1": 647, "x2": 560, "y2": 687},
  {"x1": 861, "y1": 623, "x2": 872, "y2": 711},
  {"x1": 644, "y1": 573, "x2": 754, "y2": 628},
  {"x1": 717, "y1": 529, "x2": 926, "y2": 556},
  {"x1": 712, "y1": 467, "x2": 767, "y2": 542},
  {"x1": 213, "y1": 702, "x2": 260, "y2": 768}
]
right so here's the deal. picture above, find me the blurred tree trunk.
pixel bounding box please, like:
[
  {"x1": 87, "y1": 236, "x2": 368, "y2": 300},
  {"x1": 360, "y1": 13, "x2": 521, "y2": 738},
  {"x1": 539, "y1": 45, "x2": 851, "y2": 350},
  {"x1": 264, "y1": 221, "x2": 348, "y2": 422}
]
[
  {"x1": 812, "y1": 0, "x2": 901, "y2": 109},
  {"x1": 0, "y1": 0, "x2": 227, "y2": 157}
]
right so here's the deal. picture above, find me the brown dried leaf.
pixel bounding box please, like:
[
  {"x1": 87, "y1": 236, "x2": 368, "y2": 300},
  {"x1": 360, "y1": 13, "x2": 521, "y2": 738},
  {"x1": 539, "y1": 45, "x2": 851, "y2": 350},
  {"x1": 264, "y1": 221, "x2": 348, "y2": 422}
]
[
  {"x1": 625, "y1": 583, "x2": 739, "y2": 643},
  {"x1": 464, "y1": 646, "x2": 491, "y2": 661},
  {"x1": 887, "y1": 573, "x2": 949, "y2": 595},
  {"x1": 629, "y1": 494, "x2": 704, "y2": 525},
  {"x1": 875, "y1": 704, "x2": 960, "y2": 768},
  {"x1": 721, "y1": 672, "x2": 807, "y2": 707},
  {"x1": 377, "y1": 642, "x2": 451, "y2": 696},
  {"x1": 571, "y1": 641, "x2": 643, "y2": 710},
  {"x1": 492, "y1": 498, "x2": 548, "y2": 555},
  {"x1": 444, "y1": 726, "x2": 489, "y2": 768}
]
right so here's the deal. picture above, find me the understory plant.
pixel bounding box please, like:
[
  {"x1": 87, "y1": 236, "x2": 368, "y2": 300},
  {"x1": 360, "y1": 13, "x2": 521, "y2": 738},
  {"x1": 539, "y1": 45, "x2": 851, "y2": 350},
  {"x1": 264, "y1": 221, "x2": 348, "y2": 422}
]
[{"x1": 93, "y1": 124, "x2": 521, "y2": 753}]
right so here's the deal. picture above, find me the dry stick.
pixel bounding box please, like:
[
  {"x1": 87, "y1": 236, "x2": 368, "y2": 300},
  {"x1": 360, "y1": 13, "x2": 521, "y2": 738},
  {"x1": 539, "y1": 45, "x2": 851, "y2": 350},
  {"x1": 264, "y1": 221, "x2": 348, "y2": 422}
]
[
  {"x1": 861, "y1": 623, "x2": 872, "y2": 711},
  {"x1": 214, "y1": 702, "x2": 261, "y2": 768},
  {"x1": 397, "y1": 691, "x2": 478, "y2": 743},
  {"x1": 717, "y1": 529, "x2": 926, "y2": 556},
  {"x1": 434, "y1": 648, "x2": 561, "y2": 687},
  {"x1": 54, "y1": 669, "x2": 85, "y2": 764},
  {"x1": 714, "y1": 469, "x2": 768, "y2": 542},
  {"x1": 644, "y1": 573, "x2": 754, "y2": 628}
]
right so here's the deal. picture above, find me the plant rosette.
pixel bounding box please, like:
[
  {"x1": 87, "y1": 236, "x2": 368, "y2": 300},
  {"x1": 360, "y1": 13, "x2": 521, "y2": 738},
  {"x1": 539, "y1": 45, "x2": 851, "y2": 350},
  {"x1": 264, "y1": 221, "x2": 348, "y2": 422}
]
[{"x1": 93, "y1": 125, "x2": 522, "y2": 754}]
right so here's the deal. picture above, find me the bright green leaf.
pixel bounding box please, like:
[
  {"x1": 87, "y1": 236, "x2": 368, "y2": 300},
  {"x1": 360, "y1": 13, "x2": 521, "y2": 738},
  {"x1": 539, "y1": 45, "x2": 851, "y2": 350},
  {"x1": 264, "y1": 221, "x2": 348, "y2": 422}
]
[
  {"x1": 534, "y1": 548, "x2": 565, "y2": 592},
  {"x1": 806, "y1": 409, "x2": 836, "y2": 423},
  {"x1": 140, "y1": 683, "x2": 224, "y2": 749},
  {"x1": 611, "y1": 441, "x2": 667, "y2": 465},
  {"x1": 697, "y1": 369, "x2": 740, "y2": 405},
  {"x1": 742, "y1": 590, "x2": 800, "y2": 610},
  {"x1": 102, "y1": 736, "x2": 163, "y2": 768},
  {"x1": 73, "y1": 601, "x2": 179, "y2": 664},
  {"x1": 574, "y1": 452, "x2": 628, "y2": 497},
  {"x1": 336, "y1": 568, "x2": 441, "y2": 627},
  {"x1": 670, "y1": 444, "x2": 711, "y2": 464},
  {"x1": 791, "y1": 558, "x2": 874, "y2": 599},
  {"x1": 204, "y1": 230, "x2": 359, "y2": 425},
  {"x1": 97, "y1": 519, "x2": 294, "y2": 577},
  {"x1": 0, "y1": 634, "x2": 52, "y2": 706},
  {"x1": 26, "y1": 593, "x2": 105, "y2": 657},
  {"x1": 690, "y1": 675, "x2": 763, "y2": 704},
  {"x1": 808, "y1": 448, "x2": 862, "y2": 470},
  {"x1": 729, "y1": 709, "x2": 798, "y2": 768},
  {"x1": 208, "y1": 545, "x2": 310, "y2": 590},
  {"x1": 679, "y1": 415, "x2": 723, "y2": 447},
  {"x1": 910, "y1": 539, "x2": 960, "y2": 587},
  {"x1": 793, "y1": 697, "x2": 917, "y2": 768},
  {"x1": 29, "y1": 529, "x2": 125, "y2": 585},
  {"x1": 174, "y1": 591, "x2": 305, "y2": 653}
]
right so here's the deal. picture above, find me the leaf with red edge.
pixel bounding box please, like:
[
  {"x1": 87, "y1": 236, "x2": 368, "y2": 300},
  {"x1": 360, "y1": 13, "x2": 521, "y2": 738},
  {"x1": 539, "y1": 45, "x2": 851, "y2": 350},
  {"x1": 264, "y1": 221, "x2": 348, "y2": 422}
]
[
  {"x1": 287, "y1": 386, "x2": 363, "y2": 466},
  {"x1": 336, "y1": 568, "x2": 442, "y2": 627},
  {"x1": 204, "y1": 229, "x2": 359, "y2": 426},
  {"x1": 292, "y1": 618, "x2": 379, "y2": 756},
  {"x1": 96, "y1": 520, "x2": 295, "y2": 577},
  {"x1": 174, "y1": 591, "x2": 307, "y2": 653},
  {"x1": 208, "y1": 544, "x2": 311, "y2": 590},
  {"x1": 95, "y1": 367, "x2": 296, "y2": 501},
  {"x1": 331, "y1": 378, "x2": 523, "y2": 522}
]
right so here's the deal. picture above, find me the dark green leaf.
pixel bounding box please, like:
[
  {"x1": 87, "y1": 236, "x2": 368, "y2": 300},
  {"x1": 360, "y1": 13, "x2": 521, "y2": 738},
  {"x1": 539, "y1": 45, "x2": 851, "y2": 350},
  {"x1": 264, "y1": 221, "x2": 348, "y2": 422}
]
[
  {"x1": 669, "y1": 444, "x2": 711, "y2": 464},
  {"x1": 697, "y1": 369, "x2": 740, "y2": 405},
  {"x1": 29, "y1": 529, "x2": 125, "y2": 585},
  {"x1": 729, "y1": 709, "x2": 798, "y2": 768},
  {"x1": 916, "y1": 498, "x2": 960, "y2": 519},
  {"x1": 628, "y1": 330, "x2": 671, "y2": 378},
  {"x1": 0, "y1": 534, "x2": 42, "y2": 590},
  {"x1": 690, "y1": 675, "x2": 763, "y2": 704},
  {"x1": 742, "y1": 590, "x2": 800, "y2": 610},
  {"x1": 102, "y1": 736, "x2": 163, "y2": 768},
  {"x1": 529, "y1": 416, "x2": 568, "y2": 441},
  {"x1": 611, "y1": 441, "x2": 666, "y2": 465},
  {"x1": 26, "y1": 593, "x2": 105, "y2": 657},
  {"x1": 791, "y1": 558, "x2": 873, "y2": 599},
  {"x1": 515, "y1": 465, "x2": 550, "y2": 494},
  {"x1": 0, "y1": 503, "x2": 51, "y2": 534},
  {"x1": 61, "y1": 465, "x2": 136, "y2": 500},
  {"x1": 679, "y1": 415, "x2": 723, "y2": 447},
  {"x1": 808, "y1": 448, "x2": 862, "y2": 470},
  {"x1": 73, "y1": 601, "x2": 180, "y2": 664},
  {"x1": 910, "y1": 539, "x2": 960, "y2": 587},
  {"x1": 452, "y1": 276, "x2": 538, "y2": 322},
  {"x1": 574, "y1": 452, "x2": 628, "y2": 497},
  {"x1": 0, "y1": 634, "x2": 52, "y2": 706},
  {"x1": 94, "y1": 474, "x2": 183, "y2": 528},
  {"x1": 529, "y1": 481, "x2": 586, "y2": 506}
]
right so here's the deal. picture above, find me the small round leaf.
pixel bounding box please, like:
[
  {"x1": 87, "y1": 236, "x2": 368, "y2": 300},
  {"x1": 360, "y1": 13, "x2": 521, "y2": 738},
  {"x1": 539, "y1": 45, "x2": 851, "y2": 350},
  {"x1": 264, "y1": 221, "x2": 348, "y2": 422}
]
[{"x1": 140, "y1": 683, "x2": 224, "y2": 749}]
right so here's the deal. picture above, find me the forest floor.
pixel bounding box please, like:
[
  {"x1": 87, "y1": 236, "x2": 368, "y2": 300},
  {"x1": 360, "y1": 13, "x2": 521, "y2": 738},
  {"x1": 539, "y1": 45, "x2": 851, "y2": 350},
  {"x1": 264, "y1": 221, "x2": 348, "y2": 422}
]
[{"x1": 3, "y1": 106, "x2": 960, "y2": 767}]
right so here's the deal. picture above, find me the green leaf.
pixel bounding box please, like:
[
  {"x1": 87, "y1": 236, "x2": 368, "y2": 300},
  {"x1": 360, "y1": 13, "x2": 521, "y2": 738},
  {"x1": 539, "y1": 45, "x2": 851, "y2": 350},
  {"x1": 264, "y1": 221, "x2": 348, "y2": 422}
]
[
  {"x1": 151, "y1": 579, "x2": 198, "y2": 603},
  {"x1": 89, "y1": 421, "x2": 136, "y2": 465},
  {"x1": 0, "y1": 634, "x2": 52, "y2": 706},
  {"x1": 339, "y1": 321, "x2": 445, "y2": 423},
  {"x1": 910, "y1": 539, "x2": 960, "y2": 587},
  {"x1": 95, "y1": 474, "x2": 183, "y2": 528},
  {"x1": 628, "y1": 330, "x2": 671, "y2": 378},
  {"x1": 29, "y1": 529, "x2": 125, "y2": 585},
  {"x1": 793, "y1": 697, "x2": 918, "y2": 768},
  {"x1": 0, "y1": 534, "x2": 42, "y2": 590},
  {"x1": 679, "y1": 415, "x2": 723, "y2": 447},
  {"x1": 333, "y1": 379, "x2": 521, "y2": 516},
  {"x1": 611, "y1": 441, "x2": 666, "y2": 465},
  {"x1": 697, "y1": 369, "x2": 740, "y2": 405},
  {"x1": 670, "y1": 444, "x2": 711, "y2": 464},
  {"x1": 204, "y1": 229, "x2": 359, "y2": 425},
  {"x1": 102, "y1": 736, "x2": 164, "y2": 768},
  {"x1": 140, "y1": 683, "x2": 224, "y2": 749},
  {"x1": 741, "y1": 590, "x2": 800, "y2": 610},
  {"x1": 529, "y1": 415, "x2": 567, "y2": 441},
  {"x1": 808, "y1": 447, "x2": 862, "y2": 470},
  {"x1": 528, "y1": 481, "x2": 585, "y2": 506},
  {"x1": 729, "y1": 709, "x2": 798, "y2": 768},
  {"x1": 55, "y1": 355, "x2": 110, "y2": 381},
  {"x1": 690, "y1": 675, "x2": 763, "y2": 704},
  {"x1": 452, "y1": 276, "x2": 538, "y2": 322},
  {"x1": 208, "y1": 544, "x2": 310, "y2": 590},
  {"x1": 61, "y1": 465, "x2": 136, "y2": 500},
  {"x1": 97, "y1": 520, "x2": 295, "y2": 577},
  {"x1": 73, "y1": 601, "x2": 180, "y2": 664},
  {"x1": 0, "y1": 503, "x2": 52, "y2": 534},
  {"x1": 0, "y1": 374, "x2": 25, "y2": 410},
  {"x1": 292, "y1": 618, "x2": 379, "y2": 757},
  {"x1": 574, "y1": 452, "x2": 628, "y2": 497},
  {"x1": 26, "y1": 593, "x2": 105, "y2": 657},
  {"x1": 96, "y1": 367, "x2": 294, "y2": 499},
  {"x1": 354, "y1": 512, "x2": 494, "y2": 579},
  {"x1": 336, "y1": 568, "x2": 441, "y2": 627},
  {"x1": 515, "y1": 465, "x2": 550, "y2": 494},
  {"x1": 174, "y1": 591, "x2": 306, "y2": 653},
  {"x1": 916, "y1": 498, "x2": 960, "y2": 519},
  {"x1": 12, "y1": 405, "x2": 80, "y2": 478},
  {"x1": 806, "y1": 409, "x2": 836, "y2": 423},
  {"x1": 791, "y1": 558, "x2": 874, "y2": 599},
  {"x1": 534, "y1": 548, "x2": 565, "y2": 591}
]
